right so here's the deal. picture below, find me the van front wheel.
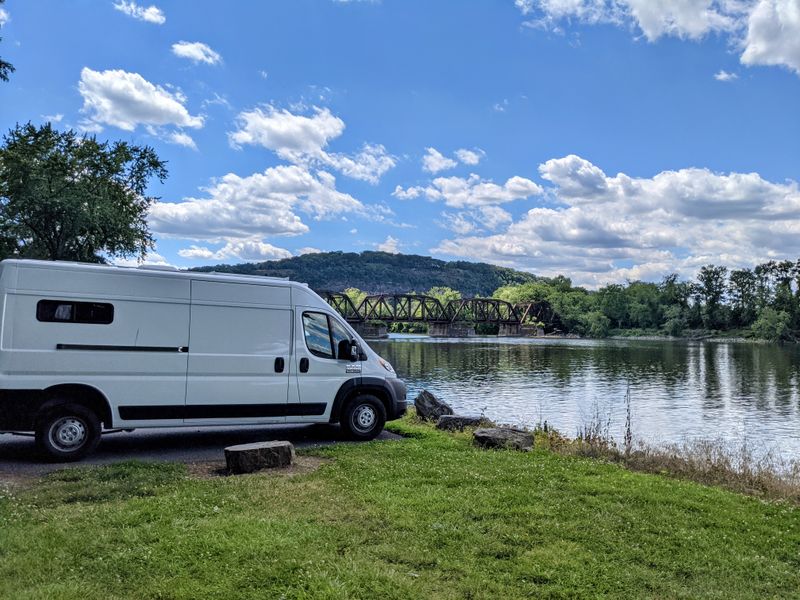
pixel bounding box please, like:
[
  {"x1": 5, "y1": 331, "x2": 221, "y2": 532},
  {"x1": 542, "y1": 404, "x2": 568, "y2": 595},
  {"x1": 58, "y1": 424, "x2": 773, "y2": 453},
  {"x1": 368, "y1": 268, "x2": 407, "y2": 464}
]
[
  {"x1": 341, "y1": 395, "x2": 386, "y2": 441},
  {"x1": 35, "y1": 403, "x2": 101, "y2": 462}
]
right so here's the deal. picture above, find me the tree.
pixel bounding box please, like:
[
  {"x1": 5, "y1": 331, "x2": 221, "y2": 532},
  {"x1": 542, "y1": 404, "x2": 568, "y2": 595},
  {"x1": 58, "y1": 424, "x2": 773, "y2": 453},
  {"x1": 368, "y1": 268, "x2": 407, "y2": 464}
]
[
  {"x1": 751, "y1": 308, "x2": 791, "y2": 343},
  {"x1": 696, "y1": 265, "x2": 728, "y2": 329},
  {"x1": 426, "y1": 286, "x2": 461, "y2": 304},
  {"x1": 0, "y1": 0, "x2": 14, "y2": 82},
  {"x1": 0, "y1": 123, "x2": 167, "y2": 262},
  {"x1": 728, "y1": 268, "x2": 757, "y2": 326}
]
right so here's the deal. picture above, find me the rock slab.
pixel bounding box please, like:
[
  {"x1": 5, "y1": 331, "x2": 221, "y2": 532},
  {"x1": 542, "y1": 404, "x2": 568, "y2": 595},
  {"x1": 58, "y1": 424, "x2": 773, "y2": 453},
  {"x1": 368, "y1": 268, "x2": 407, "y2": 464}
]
[
  {"x1": 414, "y1": 389, "x2": 454, "y2": 421},
  {"x1": 224, "y1": 441, "x2": 295, "y2": 474},
  {"x1": 436, "y1": 415, "x2": 492, "y2": 431},
  {"x1": 473, "y1": 427, "x2": 534, "y2": 451}
]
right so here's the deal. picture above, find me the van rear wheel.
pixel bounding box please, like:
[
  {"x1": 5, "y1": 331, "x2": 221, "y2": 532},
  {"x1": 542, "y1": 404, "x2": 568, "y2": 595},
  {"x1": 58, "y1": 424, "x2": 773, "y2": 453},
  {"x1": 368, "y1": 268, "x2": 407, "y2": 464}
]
[
  {"x1": 341, "y1": 395, "x2": 386, "y2": 441},
  {"x1": 35, "y1": 403, "x2": 101, "y2": 462}
]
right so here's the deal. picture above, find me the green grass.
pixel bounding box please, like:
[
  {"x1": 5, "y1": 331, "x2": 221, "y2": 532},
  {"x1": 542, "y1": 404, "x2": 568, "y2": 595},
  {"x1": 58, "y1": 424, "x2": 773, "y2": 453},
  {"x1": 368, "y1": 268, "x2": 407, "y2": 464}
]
[{"x1": 1, "y1": 420, "x2": 799, "y2": 599}]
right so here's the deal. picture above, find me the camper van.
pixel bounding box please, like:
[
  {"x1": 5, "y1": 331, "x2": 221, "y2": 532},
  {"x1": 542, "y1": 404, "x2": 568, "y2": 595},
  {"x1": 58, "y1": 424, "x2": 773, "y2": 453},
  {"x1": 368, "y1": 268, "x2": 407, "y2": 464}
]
[{"x1": 0, "y1": 259, "x2": 407, "y2": 461}]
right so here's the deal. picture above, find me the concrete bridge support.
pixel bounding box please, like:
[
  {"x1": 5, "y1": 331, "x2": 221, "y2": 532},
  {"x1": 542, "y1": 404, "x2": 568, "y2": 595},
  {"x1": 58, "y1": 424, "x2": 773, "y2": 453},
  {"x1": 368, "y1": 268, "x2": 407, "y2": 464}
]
[
  {"x1": 521, "y1": 325, "x2": 546, "y2": 337},
  {"x1": 428, "y1": 323, "x2": 476, "y2": 338},
  {"x1": 353, "y1": 322, "x2": 388, "y2": 339},
  {"x1": 497, "y1": 323, "x2": 522, "y2": 337}
]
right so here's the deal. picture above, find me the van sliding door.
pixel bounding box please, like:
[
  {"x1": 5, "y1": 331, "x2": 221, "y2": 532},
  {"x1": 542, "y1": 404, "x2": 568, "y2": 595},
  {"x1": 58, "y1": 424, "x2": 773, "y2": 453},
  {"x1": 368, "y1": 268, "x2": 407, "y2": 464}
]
[{"x1": 185, "y1": 280, "x2": 291, "y2": 423}]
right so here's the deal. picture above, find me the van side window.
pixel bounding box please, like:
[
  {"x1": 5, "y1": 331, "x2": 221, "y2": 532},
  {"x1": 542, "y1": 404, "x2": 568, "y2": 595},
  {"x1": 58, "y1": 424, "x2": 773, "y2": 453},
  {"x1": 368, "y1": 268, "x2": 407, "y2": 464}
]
[
  {"x1": 302, "y1": 312, "x2": 334, "y2": 358},
  {"x1": 37, "y1": 300, "x2": 114, "y2": 324},
  {"x1": 330, "y1": 317, "x2": 351, "y2": 359}
]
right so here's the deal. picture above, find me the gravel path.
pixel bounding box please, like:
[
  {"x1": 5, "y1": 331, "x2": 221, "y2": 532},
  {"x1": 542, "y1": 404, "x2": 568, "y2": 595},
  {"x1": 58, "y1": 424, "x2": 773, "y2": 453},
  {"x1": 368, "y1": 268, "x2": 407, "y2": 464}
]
[{"x1": 0, "y1": 424, "x2": 401, "y2": 480}]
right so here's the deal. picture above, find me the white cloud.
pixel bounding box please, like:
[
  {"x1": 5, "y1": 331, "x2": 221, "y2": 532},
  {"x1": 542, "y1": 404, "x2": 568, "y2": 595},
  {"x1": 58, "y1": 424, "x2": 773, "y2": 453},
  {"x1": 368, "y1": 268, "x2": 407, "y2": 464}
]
[
  {"x1": 297, "y1": 247, "x2": 323, "y2": 255},
  {"x1": 422, "y1": 147, "x2": 457, "y2": 173},
  {"x1": 112, "y1": 251, "x2": 173, "y2": 267},
  {"x1": 168, "y1": 131, "x2": 198, "y2": 150},
  {"x1": 440, "y1": 206, "x2": 513, "y2": 235},
  {"x1": 714, "y1": 69, "x2": 739, "y2": 81},
  {"x1": 740, "y1": 0, "x2": 800, "y2": 75},
  {"x1": 394, "y1": 173, "x2": 543, "y2": 207},
  {"x1": 259, "y1": 70, "x2": 269, "y2": 79},
  {"x1": 171, "y1": 41, "x2": 222, "y2": 65},
  {"x1": 178, "y1": 240, "x2": 291, "y2": 262},
  {"x1": 515, "y1": 1, "x2": 800, "y2": 77},
  {"x1": 377, "y1": 235, "x2": 401, "y2": 253},
  {"x1": 41, "y1": 113, "x2": 64, "y2": 123},
  {"x1": 113, "y1": 1, "x2": 165, "y2": 24},
  {"x1": 150, "y1": 164, "x2": 364, "y2": 242},
  {"x1": 78, "y1": 68, "x2": 203, "y2": 132},
  {"x1": 455, "y1": 148, "x2": 485, "y2": 165},
  {"x1": 0, "y1": 7, "x2": 9, "y2": 26},
  {"x1": 433, "y1": 154, "x2": 800, "y2": 287},
  {"x1": 228, "y1": 104, "x2": 395, "y2": 183}
]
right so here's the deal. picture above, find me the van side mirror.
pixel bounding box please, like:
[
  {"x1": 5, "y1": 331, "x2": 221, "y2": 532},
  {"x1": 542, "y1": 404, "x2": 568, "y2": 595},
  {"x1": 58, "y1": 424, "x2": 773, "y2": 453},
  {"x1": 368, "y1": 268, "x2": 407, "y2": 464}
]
[{"x1": 338, "y1": 339, "x2": 359, "y2": 361}]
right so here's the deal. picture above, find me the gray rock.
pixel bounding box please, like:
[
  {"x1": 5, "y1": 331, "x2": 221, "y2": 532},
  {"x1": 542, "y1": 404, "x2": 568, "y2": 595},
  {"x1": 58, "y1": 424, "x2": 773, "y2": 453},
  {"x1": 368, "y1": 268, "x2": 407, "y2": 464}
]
[
  {"x1": 436, "y1": 415, "x2": 492, "y2": 431},
  {"x1": 473, "y1": 427, "x2": 534, "y2": 451},
  {"x1": 414, "y1": 389, "x2": 454, "y2": 421},
  {"x1": 224, "y1": 441, "x2": 295, "y2": 474}
]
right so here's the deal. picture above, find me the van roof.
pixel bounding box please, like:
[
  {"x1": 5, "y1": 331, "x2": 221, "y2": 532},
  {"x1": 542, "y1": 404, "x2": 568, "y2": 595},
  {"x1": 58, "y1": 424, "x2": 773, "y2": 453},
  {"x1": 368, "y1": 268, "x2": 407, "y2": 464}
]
[{"x1": 0, "y1": 259, "x2": 309, "y2": 289}]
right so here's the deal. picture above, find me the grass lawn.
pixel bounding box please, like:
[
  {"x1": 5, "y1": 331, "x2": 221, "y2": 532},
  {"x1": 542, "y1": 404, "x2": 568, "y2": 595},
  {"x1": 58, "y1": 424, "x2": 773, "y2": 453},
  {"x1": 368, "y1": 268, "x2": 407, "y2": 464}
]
[{"x1": 1, "y1": 418, "x2": 799, "y2": 599}]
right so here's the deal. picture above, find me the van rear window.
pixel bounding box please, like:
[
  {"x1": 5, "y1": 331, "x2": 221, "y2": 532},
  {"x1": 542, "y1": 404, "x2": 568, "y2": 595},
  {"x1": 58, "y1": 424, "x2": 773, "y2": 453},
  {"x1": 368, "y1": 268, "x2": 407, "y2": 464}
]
[{"x1": 36, "y1": 300, "x2": 114, "y2": 324}]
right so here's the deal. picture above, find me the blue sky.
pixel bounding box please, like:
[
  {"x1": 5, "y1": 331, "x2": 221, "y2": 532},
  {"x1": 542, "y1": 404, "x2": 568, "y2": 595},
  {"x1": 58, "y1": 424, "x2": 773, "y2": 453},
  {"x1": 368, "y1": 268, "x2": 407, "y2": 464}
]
[{"x1": 1, "y1": 0, "x2": 799, "y2": 286}]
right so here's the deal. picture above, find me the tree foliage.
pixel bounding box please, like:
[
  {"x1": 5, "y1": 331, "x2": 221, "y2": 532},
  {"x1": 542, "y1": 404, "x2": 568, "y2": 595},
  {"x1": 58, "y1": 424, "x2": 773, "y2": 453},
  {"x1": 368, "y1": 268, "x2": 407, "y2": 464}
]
[{"x1": 0, "y1": 123, "x2": 167, "y2": 262}]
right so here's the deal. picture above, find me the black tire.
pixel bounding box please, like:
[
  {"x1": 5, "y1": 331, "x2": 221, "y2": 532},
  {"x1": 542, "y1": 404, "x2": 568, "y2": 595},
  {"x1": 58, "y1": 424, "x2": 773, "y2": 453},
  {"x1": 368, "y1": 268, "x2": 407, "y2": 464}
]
[
  {"x1": 35, "y1": 403, "x2": 101, "y2": 462},
  {"x1": 340, "y1": 394, "x2": 386, "y2": 441}
]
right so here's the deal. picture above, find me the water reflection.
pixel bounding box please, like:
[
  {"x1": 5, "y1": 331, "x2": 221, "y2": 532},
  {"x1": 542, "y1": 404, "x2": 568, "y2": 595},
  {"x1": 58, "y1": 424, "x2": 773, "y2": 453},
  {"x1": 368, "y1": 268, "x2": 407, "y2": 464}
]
[{"x1": 371, "y1": 336, "x2": 800, "y2": 459}]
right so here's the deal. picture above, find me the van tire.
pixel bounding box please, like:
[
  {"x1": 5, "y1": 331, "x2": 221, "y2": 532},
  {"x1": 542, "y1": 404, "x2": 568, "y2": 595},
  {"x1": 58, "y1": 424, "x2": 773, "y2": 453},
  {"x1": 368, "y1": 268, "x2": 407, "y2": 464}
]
[
  {"x1": 341, "y1": 394, "x2": 386, "y2": 441},
  {"x1": 35, "y1": 403, "x2": 101, "y2": 462}
]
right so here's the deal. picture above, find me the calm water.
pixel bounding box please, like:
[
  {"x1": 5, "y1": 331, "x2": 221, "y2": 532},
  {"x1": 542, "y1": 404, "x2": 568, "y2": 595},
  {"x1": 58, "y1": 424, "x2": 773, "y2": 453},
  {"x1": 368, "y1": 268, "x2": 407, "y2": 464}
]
[{"x1": 371, "y1": 336, "x2": 800, "y2": 459}]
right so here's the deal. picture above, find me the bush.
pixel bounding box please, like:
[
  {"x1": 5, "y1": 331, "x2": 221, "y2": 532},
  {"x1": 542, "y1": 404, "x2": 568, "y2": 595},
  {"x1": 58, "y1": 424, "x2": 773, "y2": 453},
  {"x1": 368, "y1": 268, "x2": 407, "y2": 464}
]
[{"x1": 751, "y1": 308, "x2": 791, "y2": 342}]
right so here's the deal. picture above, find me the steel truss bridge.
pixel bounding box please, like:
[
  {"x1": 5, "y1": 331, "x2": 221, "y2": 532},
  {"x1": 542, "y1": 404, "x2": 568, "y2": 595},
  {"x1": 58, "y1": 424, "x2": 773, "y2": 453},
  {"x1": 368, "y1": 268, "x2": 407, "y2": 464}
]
[{"x1": 317, "y1": 292, "x2": 560, "y2": 329}]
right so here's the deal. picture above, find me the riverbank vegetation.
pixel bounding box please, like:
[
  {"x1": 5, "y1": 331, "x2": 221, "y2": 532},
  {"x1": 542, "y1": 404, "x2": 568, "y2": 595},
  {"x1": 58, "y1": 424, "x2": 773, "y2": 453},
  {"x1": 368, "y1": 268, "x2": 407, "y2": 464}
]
[
  {"x1": 2, "y1": 419, "x2": 799, "y2": 598},
  {"x1": 341, "y1": 258, "x2": 800, "y2": 342}
]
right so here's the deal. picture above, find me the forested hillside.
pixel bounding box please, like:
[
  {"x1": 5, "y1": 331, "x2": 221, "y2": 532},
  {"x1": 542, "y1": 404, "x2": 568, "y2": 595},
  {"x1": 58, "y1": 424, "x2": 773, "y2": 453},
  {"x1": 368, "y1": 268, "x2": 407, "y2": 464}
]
[{"x1": 191, "y1": 251, "x2": 538, "y2": 296}]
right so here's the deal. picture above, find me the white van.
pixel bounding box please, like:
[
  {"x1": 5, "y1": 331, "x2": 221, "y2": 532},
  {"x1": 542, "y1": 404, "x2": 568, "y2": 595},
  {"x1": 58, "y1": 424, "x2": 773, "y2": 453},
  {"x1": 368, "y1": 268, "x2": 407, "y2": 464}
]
[{"x1": 0, "y1": 259, "x2": 407, "y2": 461}]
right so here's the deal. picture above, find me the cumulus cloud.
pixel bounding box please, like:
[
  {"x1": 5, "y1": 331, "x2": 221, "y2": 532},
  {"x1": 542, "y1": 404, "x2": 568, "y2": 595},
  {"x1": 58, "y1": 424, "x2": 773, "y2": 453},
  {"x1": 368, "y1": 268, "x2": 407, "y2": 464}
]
[
  {"x1": 455, "y1": 148, "x2": 485, "y2": 165},
  {"x1": 113, "y1": 1, "x2": 165, "y2": 24},
  {"x1": 168, "y1": 131, "x2": 198, "y2": 149},
  {"x1": 229, "y1": 105, "x2": 395, "y2": 184},
  {"x1": 0, "y1": 7, "x2": 9, "y2": 26},
  {"x1": 78, "y1": 67, "x2": 203, "y2": 132},
  {"x1": 740, "y1": 0, "x2": 800, "y2": 75},
  {"x1": 41, "y1": 113, "x2": 63, "y2": 123},
  {"x1": 377, "y1": 235, "x2": 401, "y2": 253},
  {"x1": 714, "y1": 69, "x2": 739, "y2": 81},
  {"x1": 297, "y1": 247, "x2": 323, "y2": 255},
  {"x1": 171, "y1": 41, "x2": 222, "y2": 65},
  {"x1": 394, "y1": 173, "x2": 543, "y2": 207},
  {"x1": 178, "y1": 240, "x2": 291, "y2": 262},
  {"x1": 150, "y1": 164, "x2": 364, "y2": 243},
  {"x1": 433, "y1": 154, "x2": 800, "y2": 287},
  {"x1": 440, "y1": 206, "x2": 513, "y2": 234},
  {"x1": 515, "y1": 0, "x2": 800, "y2": 77},
  {"x1": 422, "y1": 147, "x2": 457, "y2": 173}
]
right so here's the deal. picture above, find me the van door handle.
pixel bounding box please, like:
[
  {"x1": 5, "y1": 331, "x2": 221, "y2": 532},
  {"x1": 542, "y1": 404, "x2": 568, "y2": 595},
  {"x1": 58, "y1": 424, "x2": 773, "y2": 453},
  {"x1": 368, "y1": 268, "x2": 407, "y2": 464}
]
[
  {"x1": 299, "y1": 357, "x2": 309, "y2": 373},
  {"x1": 274, "y1": 357, "x2": 284, "y2": 373}
]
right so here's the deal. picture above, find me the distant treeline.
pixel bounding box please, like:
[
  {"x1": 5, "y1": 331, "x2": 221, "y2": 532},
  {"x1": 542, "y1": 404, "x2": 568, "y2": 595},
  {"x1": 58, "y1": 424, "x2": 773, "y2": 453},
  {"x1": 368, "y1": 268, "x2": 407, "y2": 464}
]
[
  {"x1": 493, "y1": 261, "x2": 800, "y2": 342},
  {"x1": 191, "y1": 251, "x2": 538, "y2": 296}
]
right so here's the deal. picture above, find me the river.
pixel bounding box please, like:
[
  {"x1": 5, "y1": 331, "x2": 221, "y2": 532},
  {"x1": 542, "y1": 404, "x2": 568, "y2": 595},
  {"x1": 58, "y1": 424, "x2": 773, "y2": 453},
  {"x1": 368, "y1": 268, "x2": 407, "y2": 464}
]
[{"x1": 370, "y1": 335, "x2": 800, "y2": 459}]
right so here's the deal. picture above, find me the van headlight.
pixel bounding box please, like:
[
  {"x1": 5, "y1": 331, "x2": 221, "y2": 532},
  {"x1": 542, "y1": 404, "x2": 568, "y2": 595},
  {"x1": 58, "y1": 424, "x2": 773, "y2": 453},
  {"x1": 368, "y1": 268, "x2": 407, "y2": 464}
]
[{"x1": 379, "y1": 358, "x2": 395, "y2": 374}]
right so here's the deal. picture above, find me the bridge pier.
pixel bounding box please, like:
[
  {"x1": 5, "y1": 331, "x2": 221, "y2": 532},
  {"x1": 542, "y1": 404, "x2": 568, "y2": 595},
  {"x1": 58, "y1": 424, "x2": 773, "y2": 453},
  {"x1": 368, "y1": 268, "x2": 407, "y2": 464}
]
[
  {"x1": 429, "y1": 323, "x2": 475, "y2": 338},
  {"x1": 353, "y1": 322, "x2": 388, "y2": 339},
  {"x1": 497, "y1": 323, "x2": 522, "y2": 337},
  {"x1": 520, "y1": 325, "x2": 545, "y2": 337}
]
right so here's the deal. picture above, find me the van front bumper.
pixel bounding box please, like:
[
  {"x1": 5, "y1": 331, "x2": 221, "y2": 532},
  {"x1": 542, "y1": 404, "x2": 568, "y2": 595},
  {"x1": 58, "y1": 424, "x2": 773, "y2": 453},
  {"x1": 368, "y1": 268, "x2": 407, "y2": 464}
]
[{"x1": 386, "y1": 377, "x2": 408, "y2": 420}]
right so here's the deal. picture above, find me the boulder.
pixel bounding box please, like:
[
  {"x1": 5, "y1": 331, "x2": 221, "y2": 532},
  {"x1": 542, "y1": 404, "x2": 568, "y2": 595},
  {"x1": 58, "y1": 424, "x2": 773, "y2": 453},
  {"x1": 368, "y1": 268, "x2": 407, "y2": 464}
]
[
  {"x1": 436, "y1": 415, "x2": 492, "y2": 431},
  {"x1": 224, "y1": 441, "x2": 295, "y2": 474},
  {"x1": 414, "y1": 389, "x2": 454, "y2": 421},
  {"x1": 473, "y1": 427, "x2": 534, "y2": 451}
]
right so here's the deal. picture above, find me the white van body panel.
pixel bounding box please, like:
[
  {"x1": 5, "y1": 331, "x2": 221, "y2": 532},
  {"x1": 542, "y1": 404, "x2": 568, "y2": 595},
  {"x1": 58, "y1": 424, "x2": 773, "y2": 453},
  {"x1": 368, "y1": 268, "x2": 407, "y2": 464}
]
[{"x1": 0, "y1": 259, "x2": 407, "y2": 434}]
